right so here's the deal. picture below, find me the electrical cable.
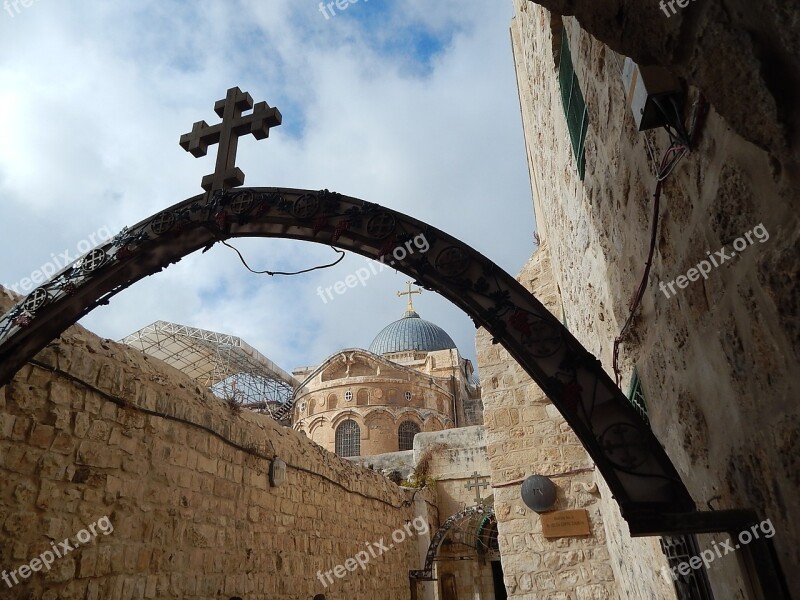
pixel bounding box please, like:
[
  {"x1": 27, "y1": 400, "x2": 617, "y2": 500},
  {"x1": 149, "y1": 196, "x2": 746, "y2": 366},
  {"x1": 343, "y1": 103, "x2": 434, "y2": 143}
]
[
  {"x1": 27, "y1": 358, "x2": 431, "y2": 511},
  {"x1": 612, "y1": 94, "x2": 706, "y2": 386},
  {"x1": 612, "y1": 173, "x2": 662, "y2": 387},
  {"x1": 220, "y1": 239, "x2": 345, "y2": 276}
]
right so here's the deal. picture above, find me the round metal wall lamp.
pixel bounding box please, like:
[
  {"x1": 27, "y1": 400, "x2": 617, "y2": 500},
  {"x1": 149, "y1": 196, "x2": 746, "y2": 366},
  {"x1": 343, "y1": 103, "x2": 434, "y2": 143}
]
[{"x1": 521, "y1": 475, "x2": 557, "y2": 512}]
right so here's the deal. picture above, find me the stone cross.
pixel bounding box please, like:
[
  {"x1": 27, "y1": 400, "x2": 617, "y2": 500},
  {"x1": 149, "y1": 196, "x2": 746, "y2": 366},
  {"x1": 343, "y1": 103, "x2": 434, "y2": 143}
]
[
  {"x1": 397, "y1": 281, "x2": 422, "y2": 312},
  {"x1": 465, "y1": 471, "x2": 489, "y2": 505},
  {"x1": 180, "y1": 86, "x2": 282, "y2": 192}
]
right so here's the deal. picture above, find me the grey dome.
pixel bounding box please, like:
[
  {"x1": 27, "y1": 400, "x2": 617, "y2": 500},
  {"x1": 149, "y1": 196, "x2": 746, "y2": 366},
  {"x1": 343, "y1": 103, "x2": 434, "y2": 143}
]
[{"x1": 369, "y1": 310, "x2": 457, "y2": 355}]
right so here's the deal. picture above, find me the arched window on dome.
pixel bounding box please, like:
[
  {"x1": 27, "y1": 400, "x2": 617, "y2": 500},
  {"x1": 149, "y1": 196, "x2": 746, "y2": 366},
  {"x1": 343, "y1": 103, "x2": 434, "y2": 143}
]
[
  {"x1": 398, "y1": 421, "x2": 421, "y2": 451},
  {"x1": 335, "y1": 420, "x2": 361, "y2": 457}
]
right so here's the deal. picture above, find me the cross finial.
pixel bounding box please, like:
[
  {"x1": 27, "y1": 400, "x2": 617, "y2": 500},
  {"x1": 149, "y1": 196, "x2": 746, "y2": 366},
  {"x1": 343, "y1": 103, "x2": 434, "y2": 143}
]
[
  {"x1": 180, "y1": 86, "x2": 282, "y2": 192},
  {"x1": 465, "y1": 471, "x2": 490, "y2": 506},
  {"x1": 397, "y1": 281, "x2": 422, "y2": 313}
]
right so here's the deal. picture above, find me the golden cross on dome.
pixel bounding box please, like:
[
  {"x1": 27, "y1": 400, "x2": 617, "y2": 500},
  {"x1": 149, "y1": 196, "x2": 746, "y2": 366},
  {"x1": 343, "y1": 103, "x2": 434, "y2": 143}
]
[{"x1": 397, "y1": 281, "x2": 422, "y2": 312}]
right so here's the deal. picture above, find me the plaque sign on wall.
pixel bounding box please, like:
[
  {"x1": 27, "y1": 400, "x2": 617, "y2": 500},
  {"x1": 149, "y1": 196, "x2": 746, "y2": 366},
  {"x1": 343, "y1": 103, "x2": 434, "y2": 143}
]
[{"x1": 540, "y1": 509, "x2": 591, "y2": 539}]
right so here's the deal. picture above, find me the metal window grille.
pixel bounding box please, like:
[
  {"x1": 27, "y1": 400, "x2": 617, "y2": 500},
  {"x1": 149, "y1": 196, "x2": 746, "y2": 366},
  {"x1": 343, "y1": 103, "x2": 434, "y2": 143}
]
[
  {"x1": 335, "y1": 419, "x2": 361, "y2": 457},
  {"x1": 558, "y1": 32, "x2": 589, "y2": 179},
  {"x1": 404, "y1": 391, "x2": 413, "y2": 401},
  {"x1": 344, "y1": 390, "x2": 353, "y2": 401},
  {"x1": 660, "y1": 535, "x2": 715, "y2": 599},
  {"x1": 398, "y1": 421, "x2": 420, "y2": 451},
  {"x1": 627, "y1": 369, "x2": 650, "y2": 425}
]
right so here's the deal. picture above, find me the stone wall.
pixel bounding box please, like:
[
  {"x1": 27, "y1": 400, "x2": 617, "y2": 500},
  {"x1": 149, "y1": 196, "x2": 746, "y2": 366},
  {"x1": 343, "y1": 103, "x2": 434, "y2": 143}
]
[
  {"x1": 475, "y1": 242, "x2": 666, "y2": 600},
  {"x1": 413, "y1": 427, "x2": 496, "y2": 600},
  {"x1": 526, "y1": 0, "x2": 800, "y2": 176},
  {"x1": 0, "y1": 289, "x2": 435, "y2": 600},
  {"x1": 510, "y1": 0, "x2": 799, "y2": 596}
]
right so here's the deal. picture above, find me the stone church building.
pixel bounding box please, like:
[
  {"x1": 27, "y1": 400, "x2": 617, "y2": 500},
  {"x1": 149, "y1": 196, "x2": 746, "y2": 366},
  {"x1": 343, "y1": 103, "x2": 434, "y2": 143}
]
[
  {"x1": 0, "y1": 1, "x2": 796, "y2": 599},
  {"x1": 292, "y1": 290, "x2": 483, "y2": 458}
]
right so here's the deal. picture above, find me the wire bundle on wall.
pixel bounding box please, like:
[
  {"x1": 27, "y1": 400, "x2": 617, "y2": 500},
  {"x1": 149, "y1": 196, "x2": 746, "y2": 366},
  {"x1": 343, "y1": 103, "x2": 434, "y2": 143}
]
[{"x1": 612, "y1": 94, "x2": 708, "y2": 388}]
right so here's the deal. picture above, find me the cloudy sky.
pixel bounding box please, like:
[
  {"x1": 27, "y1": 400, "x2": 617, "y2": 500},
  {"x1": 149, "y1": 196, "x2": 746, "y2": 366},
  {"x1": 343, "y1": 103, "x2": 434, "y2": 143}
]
[{"x1": 0, "y1": 0, "x2": 535, "y2": 374}]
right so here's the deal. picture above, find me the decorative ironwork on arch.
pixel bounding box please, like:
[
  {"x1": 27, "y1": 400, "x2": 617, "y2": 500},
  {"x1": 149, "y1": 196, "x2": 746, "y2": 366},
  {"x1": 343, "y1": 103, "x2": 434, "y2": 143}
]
[
  {"x1": 410, "y1": 504, "x2": 497, "y2": 583},
  {"x1": 0, "y1": 185, "x2": 696, "y2": 524},
  {"x1": 0, "y1": 86, "x2": 697, "y2": 529},
  {"x1": 0, "y1": 87, "x2": 790, "y2": 599}
]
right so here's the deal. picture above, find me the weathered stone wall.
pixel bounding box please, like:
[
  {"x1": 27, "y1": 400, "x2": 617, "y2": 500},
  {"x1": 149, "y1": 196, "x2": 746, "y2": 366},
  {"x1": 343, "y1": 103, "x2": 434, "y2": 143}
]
[
  {"x1": 476, "y1": 242, "x2": 661, "y2": 600},
  {"x1": 510, "y1": 0, "x2": 799, "y2": 596},
  {"x1": 526, "y1": 0, "x2": 800, "y2": 179},
  {"x1": 414, "y1": 427, "x2": 490, "y2": 519},
  {"x1": 413, "y1": 427, "x2": 496, "y2": 600},
  {"x1": 0, "y1": 290, "x2": 435, "y2": 600},
  {"x1": 346, "y1": 450, "x2": 415, "y2": 480}
]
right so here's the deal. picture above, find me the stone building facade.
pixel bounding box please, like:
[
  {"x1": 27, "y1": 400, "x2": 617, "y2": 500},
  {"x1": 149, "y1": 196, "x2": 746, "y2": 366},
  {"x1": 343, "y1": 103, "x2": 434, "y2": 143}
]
[
  {"x1": 477, "y1": 242, "x2": 674, "y2": 599},
  {"x1": 292, "y1": 306, "x2": 482, "y2": 458},
  {"x1": 474, "y1": 1, "x2": 799, "y2": 598}
]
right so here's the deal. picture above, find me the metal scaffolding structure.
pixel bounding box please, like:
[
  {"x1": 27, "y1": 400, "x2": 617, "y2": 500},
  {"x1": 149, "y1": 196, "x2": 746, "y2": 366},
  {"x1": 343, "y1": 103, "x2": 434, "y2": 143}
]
[{"x1": 120, "y1": 320, "x2": 298, "y2": 420}]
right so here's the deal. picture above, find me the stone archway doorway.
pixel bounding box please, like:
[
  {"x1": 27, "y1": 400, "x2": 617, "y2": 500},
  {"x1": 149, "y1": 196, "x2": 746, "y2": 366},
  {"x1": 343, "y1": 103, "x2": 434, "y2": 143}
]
[{"x1": 410, "y1": 505, "x2": 503, "y2": 600}]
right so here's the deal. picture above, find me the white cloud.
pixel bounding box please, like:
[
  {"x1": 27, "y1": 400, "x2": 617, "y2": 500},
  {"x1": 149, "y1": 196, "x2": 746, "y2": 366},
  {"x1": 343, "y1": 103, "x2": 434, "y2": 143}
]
[{"x1": 0, "y1": 0, "x2": 535, "y2": 373}]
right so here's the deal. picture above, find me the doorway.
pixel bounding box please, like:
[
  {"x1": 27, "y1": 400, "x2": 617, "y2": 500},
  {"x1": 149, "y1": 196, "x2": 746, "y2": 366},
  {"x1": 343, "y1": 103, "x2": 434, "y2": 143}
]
[{"x1": 491, "y1": 561, "x2": 507, "y2": 600}]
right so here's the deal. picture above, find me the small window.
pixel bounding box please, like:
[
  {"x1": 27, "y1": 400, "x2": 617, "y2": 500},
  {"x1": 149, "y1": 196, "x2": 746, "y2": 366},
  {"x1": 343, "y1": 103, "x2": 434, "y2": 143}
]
[
  {"x1": 345, "y1": 390, "x2": 353, "y2": 402},
  {"x1": 558, "y1": 31, "x2": 589, "y2": 179},
  {"x1": 335, "y1": 420, "x2": 361, "y2": 457},
  {"x1": 398, "y1": 421, "x2": 421, "y2": 451},
  {"x1": 404, "y1": 391, "x2": 413, "y2": 401},
  {"x1": 299, "y1": 401, "x2": 307, "y2": 413}
]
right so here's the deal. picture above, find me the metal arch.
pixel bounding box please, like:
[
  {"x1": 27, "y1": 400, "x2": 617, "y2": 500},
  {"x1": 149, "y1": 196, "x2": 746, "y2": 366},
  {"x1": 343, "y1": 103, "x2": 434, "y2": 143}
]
[
  {"x1": 410, "y1": 504, "x2": 495, "y2": 582},
  {"x1": 0, "y1": 187, "x2": 696, "y2": 524}
]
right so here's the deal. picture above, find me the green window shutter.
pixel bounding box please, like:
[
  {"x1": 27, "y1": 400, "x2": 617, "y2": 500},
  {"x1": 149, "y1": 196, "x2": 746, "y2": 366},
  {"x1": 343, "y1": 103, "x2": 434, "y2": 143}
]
[
  {"x1": 627, "y1": 369, "x2": 650, "y2": 426},
  {"x1": 558, "y1": 32, "x2": 589, "y2": 179}
]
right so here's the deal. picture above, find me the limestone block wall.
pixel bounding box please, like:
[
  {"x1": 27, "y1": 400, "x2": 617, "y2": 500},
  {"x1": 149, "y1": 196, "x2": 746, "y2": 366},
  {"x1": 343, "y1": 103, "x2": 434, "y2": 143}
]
[
  {"x1": 394, "y1": 348, "x2": 483, "y2": 427},
  {"x1": 413, "y1": 427, "x2": 496, "y2": 600},
  {"x1": 476, "y1": 242, "x2": 663, "y2": 600},
  {"x1": 526, "y1": 0, "x2": 800, "y2": 169},
  {"x1": 414, "y1": 427, "x2": 490, "y2": 519},
  {"x1": 510, "y1": 0, "x2": 799, "y2": 596},
  {"x1": 0, "y1": 290, "x2": 435, "y2": 600}
]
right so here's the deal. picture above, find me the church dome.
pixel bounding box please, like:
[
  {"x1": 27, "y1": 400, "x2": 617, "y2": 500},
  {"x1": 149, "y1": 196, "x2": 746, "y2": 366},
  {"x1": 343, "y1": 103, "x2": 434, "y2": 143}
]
[{"x1": 368, "y1": 310, "x2": 457, "y2": 355}]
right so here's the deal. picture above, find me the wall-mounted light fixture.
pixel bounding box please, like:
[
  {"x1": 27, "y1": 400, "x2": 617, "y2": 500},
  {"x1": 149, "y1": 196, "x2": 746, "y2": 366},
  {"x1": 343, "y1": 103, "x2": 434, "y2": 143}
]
[
  {"x1": 269, "y1": 457, "x2": 287, "y2": 487},
  {"x1": 521, "y1": 475, "x2": 557, "y2": 512}
]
